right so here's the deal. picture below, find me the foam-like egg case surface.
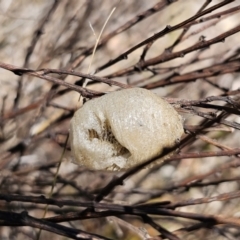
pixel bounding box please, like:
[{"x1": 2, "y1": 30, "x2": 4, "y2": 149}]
[{"x1": 70, "y1": 88, "x2": 184, "y2": 171}]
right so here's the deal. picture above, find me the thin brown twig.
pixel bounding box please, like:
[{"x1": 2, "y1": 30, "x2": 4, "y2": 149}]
[
  {"x1": 42, "y1": 68, "x2": 130, "y2": 89},
  {"x1": 106, "y1": 26, "x2": 240, "y2": 78},
  {"x1": 0, "y1": 210, "x2": 109, "y2": 240},
  {"x1": 70, "y1": 0, "x2": 178, "y2": 69},
  {"x1": 97, "y1": 0, "x2": 235, "y2": 72},
  {"x1": 0, "y1": 62, "x2": 102, "y2": 98},
  {"x1": 14, "y1": 0, "x2": 60, "y2": 109}
]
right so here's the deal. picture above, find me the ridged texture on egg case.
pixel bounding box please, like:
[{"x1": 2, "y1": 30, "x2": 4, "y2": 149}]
[{"x1": 70, "y1": 88, "x2": 183, "y2": 171}]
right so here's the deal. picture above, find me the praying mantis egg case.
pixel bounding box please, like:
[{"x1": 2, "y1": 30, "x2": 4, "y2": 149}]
[{"x1": 70, "y1": 88, "x2": 184, "y2": 171}]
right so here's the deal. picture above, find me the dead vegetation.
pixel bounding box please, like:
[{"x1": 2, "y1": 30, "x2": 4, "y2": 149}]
[{"x1": 1, "y1": 0, "x2": 240, "y2": 239}]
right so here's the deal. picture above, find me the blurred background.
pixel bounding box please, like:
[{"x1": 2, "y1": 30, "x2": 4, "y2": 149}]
[{"x1": 0, "y1": 0, "x2": 240, "y2": 239}]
